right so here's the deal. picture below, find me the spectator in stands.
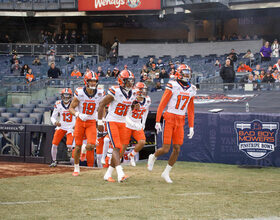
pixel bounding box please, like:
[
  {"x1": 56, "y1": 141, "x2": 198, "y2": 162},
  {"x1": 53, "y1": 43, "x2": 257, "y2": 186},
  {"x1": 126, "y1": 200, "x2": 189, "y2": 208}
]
[
  {"x1": 149, "y1": 63, "x2": 160, "y2": 79},
  {"x1": 38, "y1": 30, "x2": 44, "y2": 44},
  {"x1": 214, "y1": 60, "x2": 221, "y2": 68},
  {"x1": 63, "y1": 30, "x2": 70, "y2": 44},
  {"x1": 273, "y1": 59, "x2": 280, "y2": 72},
  {"x1": 146, "y1": 57, "x2": 155, "y2": 69},
  {"x1": 237, "y1": 62, "x2": 252, "y2": 73},
  {"x1": 239, "y1": 73, "x2": 257, "y2": 84},
  {"x1": 227, "y1": 48, "x2": 238, "y2": 67},
  {"x1": 141, "y1": 65, "x2": 149, "y2": 74},
  {"x1": 106, "y1": 68, "x2": 112, "y2": 78},
  {"x1": 32, "y1": 57, "x2": 41, "y2": 66},
  {"x1": 168, "y1": 62, "x2": 175, "y2": 75},
  {"x1": 71, "y1": 68, "x2": 82, "y2": 78},
  {"x1": 112, "y1": 67, "x2": 120, "y2": 78},
  {"x1": 10, "y1": 54, "x2": 18, "y2": 65},
  {"x1": 151, "y1": 81, "x2": 164, "y2": 92},
  {"x1": 271, "y1": 39, "x2": 279, "y2": 58},
  {"x1": 262, "y1": 71, "x2": 275, "y2": 83},
  {"x1": 156, "y1": 59, "x2": 165, "y2": 70},
  {"x1": 51, "y1": 32, "x2": 57, "y2": 44},
  {"x1": 66, "y1": 54, "x2": 75, "y2": 64},
  {"x1": 21, "y1": 64, "x2": 30, "y2": 76},
  {"x1": 159, "y1": 68, "x2": 169, "y2": 79},
  {"x1": 84, "y1": 67, "x2": 91, "y2": 76},
  {"x1": 97, "y1": 66, "x2": 105, "y2": 77},
  {"x1": 272, "y1": 69, "x2": 279, "y2": 80},
  {"x1": 109, "y1": 49, "x2": 117, "y2": 65},
  {"x1": 220, "y1": 59, "x2": 235, "y2": 90},
  {"x1": 260, "y1": 41, "x2": 272, "y2": 62},
  {"x1": 253, "y1": 34, "x2": 259, "y2": 40},
  {"x1": 253, "y1": 64, "x2": 261, "y2": 76},
  {"x1": 169, "y1": 68, "x2": 176, "y2": 79},
  {"x1": 245, "y1": 34, "x2": 251, "y2": 40},
  {"x1": 242, "y1": 49, "x2": 255, "y2": 66},
  {"x1": 25, "y1": 68, "x2": 35, "y2": 84},
  {"x1": 3, "y1": 34, "x2": 11, "y2": 43},
  {"x1": 267, "y1": 65, "x2": 273, "y2": 73},
  {"x1": 153, "y1": 72, "x2": 161, "y2": 84},
  {"x1": 81, "y1": 31, "x2": 88, "y2": 44},
  {"x1": 70, "y1": 30, "x2": 77, "y2": 44},
  {"x1": 260, "y1": 69, "x2": 265, "y2": 80},
  {"x1": 11, "y1": 60, "x2": 22, "y2": 76},
  {"x1": 48, "y1": 63, "x2": 61, "y2": 79},
  {"x1": 47, "y1": 47, "x2": 55, "y2": 66}
]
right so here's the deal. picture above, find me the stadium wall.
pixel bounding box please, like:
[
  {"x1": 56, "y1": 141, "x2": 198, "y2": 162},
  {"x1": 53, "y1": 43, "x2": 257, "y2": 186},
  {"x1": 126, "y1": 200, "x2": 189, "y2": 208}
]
[{"x1": 119, "y1": 39, "x2": 263, "y2": 58}]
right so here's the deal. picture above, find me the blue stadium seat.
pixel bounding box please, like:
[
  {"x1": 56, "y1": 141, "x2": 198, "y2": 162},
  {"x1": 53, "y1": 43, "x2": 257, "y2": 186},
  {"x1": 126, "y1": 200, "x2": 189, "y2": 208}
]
[
  {"x1": 23, "y1": 104, "x2": 37, "y2": 108},
  {"x1": 16, "y1": 113, "x2": 29, "y2": 118},
  {"x1": 29, "y1": 113, "x2": 43, "y2": 124},
  {"x1": 22, "y1": 118, "x2": 37, "y2": 124},
  {"x1": 33, "y1": 108, "x2": 46, "y2": 113},
  {"x1": 7, "y1": 117, "x2": 22, "y2": 123},
  {"x1": 1, "y1": 112, "x2": 14, "y2": 118},
  {"x1": 0, "y1": 117, "x2": 7, "y2": 123},
  {"x1": 0, "y1": 107, "x2": 6, "y2": 113},
  {"x1": 30, "y1": 100, "x2": 42, "y2": 105},
  {"x1": 6, "y1": 107, "x2": 20, "y2": 114},
  {"x1": 12, "y1": 104, "x2": 23, "y2": 108},
  {"x1": 20, "y1": 108, "x2": 33, "y2": 113}
]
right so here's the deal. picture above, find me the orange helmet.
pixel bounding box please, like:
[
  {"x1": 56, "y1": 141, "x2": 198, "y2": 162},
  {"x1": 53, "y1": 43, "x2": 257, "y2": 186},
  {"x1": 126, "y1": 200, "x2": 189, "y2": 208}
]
[
  {"x1": 84, "y1": 71, "x2": 98, "y2": 90},
  {"x1": 118, "y1": 70, "x2": 135, "y2": 90},
  {"x1": 135, "y1": 82, "x2": 147, "y2": 97},
  {"x1": 60, "y1": 88, "x2": 73, "y2": 104},
  {"x1": 175, "y1": 64, "x2": 192, "y2": 82}
]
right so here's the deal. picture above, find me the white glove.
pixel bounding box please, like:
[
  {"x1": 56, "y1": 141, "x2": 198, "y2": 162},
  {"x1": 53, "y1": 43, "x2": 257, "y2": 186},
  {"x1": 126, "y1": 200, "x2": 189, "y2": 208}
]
[
  {"x1": 75, "y1": 112, "x2": 88, "y2": 121},
  {"x1": 155, "y1": 122, "x2": 162, "y2": 134},
  {"x1": 188, "y1": 127, "x2": 194, "y2": 139}
]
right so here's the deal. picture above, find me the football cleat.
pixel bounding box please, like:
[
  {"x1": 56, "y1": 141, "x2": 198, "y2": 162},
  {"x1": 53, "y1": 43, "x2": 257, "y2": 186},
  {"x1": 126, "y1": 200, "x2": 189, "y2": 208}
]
[
  {"x1": 161, "y1": 172, "x2": 173, "y2": 183},
  {"x1": 128, "y1": 153, "x2": 136, "y2": 167},
  {"x1": 72, "y1": 172, "x2": 79, "y2": 176},
  {"x1": 118, "y1": 175, "x2": 129, "y2": 183},
  {"x1": 105, "y1": 177, "x2": 116, "y2": 183},
  {"x1": 49, "y1": 161, "x2": 57, "y2": 168}
]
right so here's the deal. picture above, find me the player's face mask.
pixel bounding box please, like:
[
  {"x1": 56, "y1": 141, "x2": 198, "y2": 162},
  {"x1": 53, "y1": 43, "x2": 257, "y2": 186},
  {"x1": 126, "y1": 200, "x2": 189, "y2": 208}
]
[
  {"x1": 62, "y1": 94, "x2": 72, "y2": 104},
  {"x1": 181, "y1": 69, "x2": 191, "y2": 82},
  {"x1": 124, "y1": 78, "x2": 134, "y2": 91},
  {"x1": 87, "y1": 80, "x2": 98, "y2": 90}
]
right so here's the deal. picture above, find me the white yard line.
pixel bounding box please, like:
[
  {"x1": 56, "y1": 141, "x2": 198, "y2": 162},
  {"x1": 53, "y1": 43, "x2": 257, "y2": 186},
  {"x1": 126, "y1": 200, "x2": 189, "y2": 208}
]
[
  {"x1": 175, "y1": 192, "x2": 215, "y2": 196},
  {"x1": 242, "y1": 191, "x2": 279, "y2": 194},
  {"x1": 87, "y1": 196, "x2": 141, "y2": 201},
  {"x1": 0, "y1": 200, "x2": 50, "y2": 205}
]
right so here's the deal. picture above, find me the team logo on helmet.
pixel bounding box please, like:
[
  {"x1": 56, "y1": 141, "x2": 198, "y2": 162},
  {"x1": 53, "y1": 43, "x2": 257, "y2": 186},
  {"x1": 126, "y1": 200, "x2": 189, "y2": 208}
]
[
  {"x1": 61, "y1": 88, "x2": 73, "y2": 104},
  {"x1": 234, "y1": 120, "x2": 279, "y2": 160},
  {"x1": 127, "y1": 0, "x2": 141, "y2": 8},
  {"x1": 175, "y1": 64, "x2": 192, "y2": 82},
  {"x1": 118, "y1": 69, "x2": 135, "y2": 91}
]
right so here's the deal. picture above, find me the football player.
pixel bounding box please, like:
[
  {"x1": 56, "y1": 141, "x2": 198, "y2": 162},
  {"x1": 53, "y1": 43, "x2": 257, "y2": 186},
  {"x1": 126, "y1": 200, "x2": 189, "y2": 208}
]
[
  {"x1": 122, "y1": 82, "x2": 151, "y2": 166},
  {"x1": 69, "y1": 71, "x2": 105, "y2": 176},
  {"x1": 50, "y1": 88, "x2": 75, "y2": 167},
  {"x1": 97, "y1": 69, "x2": 136, "y2": 183},
  {"x1": 147, "y1": 64, "x2": 196, "y2": 183}
]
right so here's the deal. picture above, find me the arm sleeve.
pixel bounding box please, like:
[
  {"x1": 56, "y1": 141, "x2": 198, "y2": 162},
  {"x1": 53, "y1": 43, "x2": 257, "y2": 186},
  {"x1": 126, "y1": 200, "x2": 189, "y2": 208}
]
[
  {"x1": 51, "y1": 106, "x2": 58, "y2": 125},
  {"x1": 187, "y1": 97, "x2": 195, "y2": 128},
  {"x1": 155, "y1": 89, "x2": 173, "y2": 122}
]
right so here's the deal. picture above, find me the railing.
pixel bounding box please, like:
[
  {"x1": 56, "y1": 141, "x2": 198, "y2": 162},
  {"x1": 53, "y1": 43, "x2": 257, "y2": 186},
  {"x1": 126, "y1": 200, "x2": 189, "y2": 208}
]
[
  {"x1": 0, "y1": 0, "x2": 77, "y2": 10},
  {"x1": 0, "y1": 43, "x2": 106, "y2": 56}
]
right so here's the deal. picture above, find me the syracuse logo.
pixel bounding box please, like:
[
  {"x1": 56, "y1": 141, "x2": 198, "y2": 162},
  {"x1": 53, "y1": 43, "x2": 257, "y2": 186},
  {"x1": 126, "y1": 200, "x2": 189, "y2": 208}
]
[
  {"x1": 234, "y1": 120, "x2": 279, "y2": 159},
  {"x1": 127, "y1": 0, "x2": 141, "y2": 8}
]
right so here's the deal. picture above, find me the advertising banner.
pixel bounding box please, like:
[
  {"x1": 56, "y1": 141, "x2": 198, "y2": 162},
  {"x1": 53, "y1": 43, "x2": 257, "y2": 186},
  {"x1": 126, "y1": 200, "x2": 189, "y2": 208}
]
[{"x1": 78, "y1": 0, "x2": 161, "y2": 11}]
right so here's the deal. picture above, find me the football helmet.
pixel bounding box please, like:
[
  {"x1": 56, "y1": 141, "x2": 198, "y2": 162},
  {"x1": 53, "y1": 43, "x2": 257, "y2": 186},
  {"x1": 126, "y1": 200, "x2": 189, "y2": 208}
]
[
  {"x1": 84, "y1": 71, "x2": 98, "y2": 90},
  {"x1": 175, "y1": 64, "x2": 192, "y2": 82},
  {"x1": 60, "y1": 88, "x2": 73, "y2": 104},
  {"x1": 118, "y1": 70, "x2": 135, "y2": 91},
  {"x1": 135, "y1": 82, "x2": 148, "y2": 98}
]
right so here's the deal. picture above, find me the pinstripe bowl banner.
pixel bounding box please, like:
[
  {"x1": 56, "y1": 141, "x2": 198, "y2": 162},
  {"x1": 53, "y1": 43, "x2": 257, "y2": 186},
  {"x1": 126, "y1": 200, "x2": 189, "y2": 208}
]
[{"x1": 78, "y1": 0, "x2": 161, "y2": 11}]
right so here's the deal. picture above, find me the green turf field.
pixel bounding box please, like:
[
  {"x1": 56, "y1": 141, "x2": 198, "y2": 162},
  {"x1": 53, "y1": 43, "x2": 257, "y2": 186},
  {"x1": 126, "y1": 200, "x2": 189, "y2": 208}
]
[{"x1": 0, "y1": 161, "x2": 280, "y2": 220}]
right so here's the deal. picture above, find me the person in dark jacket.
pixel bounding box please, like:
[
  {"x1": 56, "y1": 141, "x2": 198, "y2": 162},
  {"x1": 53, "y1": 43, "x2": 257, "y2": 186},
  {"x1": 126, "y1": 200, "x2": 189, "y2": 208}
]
[
  {"x1": 262, "y1": 72, "x2": 275, "y2": 83},
  {"x1": 48, "y1": 63, "x2": 61, "y2": 79},
  {"x1": 109, "y1": 49, "x2": 117, "y2": 65},
  {"x1": 220, "y1": 59, "x2": 236, "y2": 90}
]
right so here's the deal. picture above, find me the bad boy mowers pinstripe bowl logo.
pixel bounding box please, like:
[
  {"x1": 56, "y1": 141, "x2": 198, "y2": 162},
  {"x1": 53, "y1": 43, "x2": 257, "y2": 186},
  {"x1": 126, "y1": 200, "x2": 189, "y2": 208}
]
[
  {"x1": 234, "y1": 120, "x2": 279, "y2": 160},
  {"x1": 127, "y1": 0, "x2": 141, "y2": 8}
]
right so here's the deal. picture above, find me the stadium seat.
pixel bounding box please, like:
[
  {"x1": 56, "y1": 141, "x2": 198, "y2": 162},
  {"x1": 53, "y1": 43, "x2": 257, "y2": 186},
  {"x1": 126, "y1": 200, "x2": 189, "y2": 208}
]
[
  {"x1": 16, "y1": 113, "x2": 29, "y2": 118},
  {"x1": 0, "y1": 117, "x2": 7, "y2": 123},
  {"x1": 7, "y1": 117, "x2": 22, "y2": 123},
  {"x1": 20, "y1": 108, "x2": 33, "y2": 113},
  {"x1": 0, "y1": 107, "x2": 6, "y2": 113},
  {"x1": 30, "y1": 100, "x2": 42, "y2": 105},
  {"x1": 1, "y1": 112, "x2": 14, "y2": 118},
  {"x1": 29, "y1": 113, "x2": 43, "y2": 124},
  {"x1": 6, "y1": 107, "x2": 20, "y2": 114},
  {"x1": 23, "y1": 104, "x2": 36, "y2": 108},
  {"x1": 12, "y1": 104, "x2": 23, "y2": 108},
  {"x1": 33, "y1": 108, "x2": 46, "y2": 113},
  {"x1": 22, "y1": 117, "x2": 37, "y2": 124}
]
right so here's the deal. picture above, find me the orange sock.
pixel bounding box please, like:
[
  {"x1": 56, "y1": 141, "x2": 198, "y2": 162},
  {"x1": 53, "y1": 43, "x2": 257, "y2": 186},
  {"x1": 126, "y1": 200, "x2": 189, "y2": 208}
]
[{"x1": 86, "y1": 150, "x2": 95, "y2": 167}]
